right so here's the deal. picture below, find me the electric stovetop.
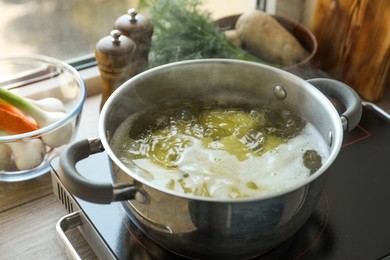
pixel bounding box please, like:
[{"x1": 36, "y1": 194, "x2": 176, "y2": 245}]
[{"x1": 51, "y1": 105, "x2": 390, "y2": 260}]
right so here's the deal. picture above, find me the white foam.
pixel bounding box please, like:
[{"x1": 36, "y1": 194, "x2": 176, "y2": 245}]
[{"x1": 131, "y1": 123, "x2": 329, "y2": 198}]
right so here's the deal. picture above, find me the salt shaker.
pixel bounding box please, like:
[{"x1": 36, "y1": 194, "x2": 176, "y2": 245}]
[
  {"x1": 95, "y1": 29, "x2": 137, "y2": 110},
  {"x1": 114, "y1": 8, "x2": 153, "y2": 72}
]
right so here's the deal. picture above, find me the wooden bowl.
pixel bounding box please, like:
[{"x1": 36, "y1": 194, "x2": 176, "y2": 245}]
[{"x1": 215, "y1": 14, "x2": 318, "y2": 69}]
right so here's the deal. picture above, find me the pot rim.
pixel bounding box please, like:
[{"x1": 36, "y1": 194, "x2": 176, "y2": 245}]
[{"x1": 99, "y1": 58, "x2": 343, "y2": 203}]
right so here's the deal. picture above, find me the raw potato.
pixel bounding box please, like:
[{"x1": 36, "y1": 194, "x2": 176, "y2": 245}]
[
  {"x1": 235, "y1": 10, "x2": 308, "y2": 66},
  {"x1": 224, "y1": 29, "x2": 241, "y2": 47}
]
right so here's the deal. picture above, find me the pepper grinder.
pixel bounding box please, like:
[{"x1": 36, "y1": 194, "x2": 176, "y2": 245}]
[
  {"x1": 95, "y1": 29, "x2": 137, "y2": 110},
  {"x1": 114, "y1": 8, "x2": 153, "y2": 73}
]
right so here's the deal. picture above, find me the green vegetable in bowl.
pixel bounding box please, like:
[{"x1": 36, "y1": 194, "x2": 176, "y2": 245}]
[
  {"x1": 0, "y1": 88, "x2": 72, "y2": 147},
  {"x1": 26, "y1": 97, "x2": 66, "y2": 112}
]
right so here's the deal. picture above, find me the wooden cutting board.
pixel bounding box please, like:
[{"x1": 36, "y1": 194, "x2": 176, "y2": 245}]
[{"x1": 310, "y1": 0, "x2": 390, "y2": 101}]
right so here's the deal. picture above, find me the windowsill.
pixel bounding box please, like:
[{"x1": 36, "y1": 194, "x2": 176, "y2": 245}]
[{"x1": 78, "y1": 66, "x2": 102, "y2": 98}]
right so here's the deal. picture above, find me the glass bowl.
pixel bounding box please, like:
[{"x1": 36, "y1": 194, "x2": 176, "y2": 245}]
[{"x1": 0, "y1": 54, "x2": 86, "y2": 182}]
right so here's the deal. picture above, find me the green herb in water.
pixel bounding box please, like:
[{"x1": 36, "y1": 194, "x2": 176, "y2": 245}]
[{"x1": 303, "y1": 150, "x2": 322, "y2": 174}]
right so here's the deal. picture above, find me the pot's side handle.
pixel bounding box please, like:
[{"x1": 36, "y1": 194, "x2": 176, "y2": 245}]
[
  {"x1": 59, "y1": 138, "x2": 139, "y2": 204},
  {"x1": 307, "y1": 78, "x2": 362, "y2": 131}
]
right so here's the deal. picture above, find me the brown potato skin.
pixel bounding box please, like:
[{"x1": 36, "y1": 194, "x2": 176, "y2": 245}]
[{"x1": 235, "y1": 10, "x2": 308, "y2": 66}]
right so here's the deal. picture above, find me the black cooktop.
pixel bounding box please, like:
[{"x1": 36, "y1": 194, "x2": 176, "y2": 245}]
[{"x1": 52, "y1": 105, "x2": 390, "y2": 260}]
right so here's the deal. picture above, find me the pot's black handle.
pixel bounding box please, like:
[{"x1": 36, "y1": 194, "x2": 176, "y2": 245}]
[
  {"x1": 307, "y1": 78, "x2": 362, "y2": 131},
  {"x1": 59, "y1": 137, "x2": 140, "y2": 204}
]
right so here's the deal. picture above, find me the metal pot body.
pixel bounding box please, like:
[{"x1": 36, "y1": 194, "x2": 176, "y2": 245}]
[
  {"x1": 60, "y1": 59, "x2": 362, "y2": 259},
  {"x1": 115, "y1": 164, "x2": 327, "y2": 259}
]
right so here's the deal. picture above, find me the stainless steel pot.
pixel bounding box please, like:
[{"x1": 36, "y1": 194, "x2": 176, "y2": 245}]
[{"x1": 59, "y1": 59, "x2": 361, "y2": 259}]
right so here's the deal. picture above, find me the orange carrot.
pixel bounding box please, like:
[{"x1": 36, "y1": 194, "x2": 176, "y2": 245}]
[{"x1": 0, "y1": 103, "x2": 38, "y2": 134}]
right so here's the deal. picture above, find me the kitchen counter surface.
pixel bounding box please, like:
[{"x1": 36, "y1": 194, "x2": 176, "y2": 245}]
[
  {"x1": 0, "y1": 84, "x2": 389, "y2": 259},
  {"x1": 0, "y1": 94, "x2": 101, "y2": 259}
]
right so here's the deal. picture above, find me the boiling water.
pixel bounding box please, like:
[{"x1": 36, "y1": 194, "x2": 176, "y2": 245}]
[{"x1": 111, "y1": 102, "x2": 329, "y2": 199}]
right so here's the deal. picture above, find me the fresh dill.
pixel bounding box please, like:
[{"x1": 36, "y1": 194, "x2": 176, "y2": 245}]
[{"x1": 140, "y1": 0, "x2": 264, "y2": 67}]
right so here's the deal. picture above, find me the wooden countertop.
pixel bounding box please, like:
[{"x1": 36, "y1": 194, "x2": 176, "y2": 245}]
[
  {"x1": 1, "y1": 86, "x2": 389, "y2": 260},
  {"x1": 0, "y1": 94, "x2": 101, "y2": 259}
]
